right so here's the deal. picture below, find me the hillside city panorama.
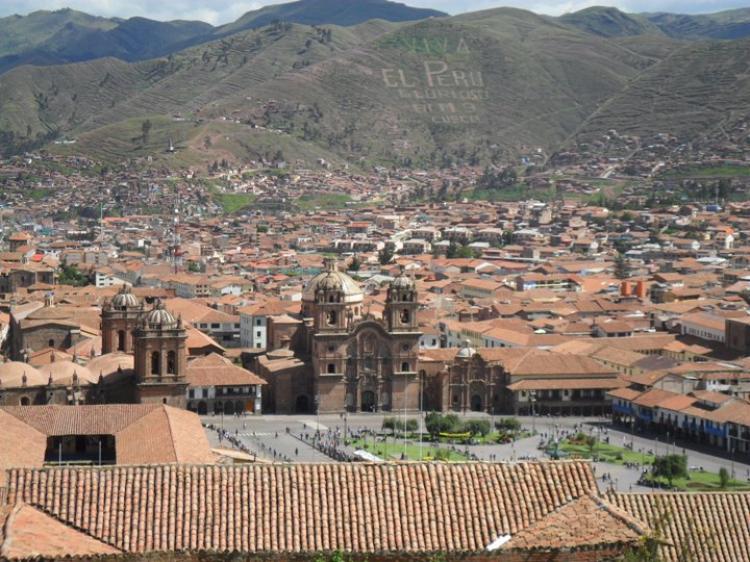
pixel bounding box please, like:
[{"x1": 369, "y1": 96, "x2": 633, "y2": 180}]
[{"x1": 3, "y1": 0, "x2": 750, "y2": 560}]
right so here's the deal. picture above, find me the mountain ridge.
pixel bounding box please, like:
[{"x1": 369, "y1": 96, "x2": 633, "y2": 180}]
[{"x1": 1, "y1": 3, "x2": 750, "y2": 169}]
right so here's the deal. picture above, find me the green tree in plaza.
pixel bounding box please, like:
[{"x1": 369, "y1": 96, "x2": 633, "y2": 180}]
[
  {"x1": 651, "y1": 454, "x2": 688, "y2": 487},
  {"x1": 719, "y1": 467, "x2": 730, "y2": 489}
]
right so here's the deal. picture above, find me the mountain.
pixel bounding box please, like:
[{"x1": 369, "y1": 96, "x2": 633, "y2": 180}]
[
  {"x1": 572, "y1": 38, "x2": 750, "y2": 143},
  {"x1": 0, "y1": 1, "x2": 444, "y2": 76},
  {"x1": 218, "y1": 0, "x2": 444, "y2": 35},
  {"x1": 644, "y1": 8, "x2": 750, "y2": 40},
  {"x1": 0, "y1": 7, "x2": 663, "y2": 166},
  {"x1": 0, "y1": 10, "x2": 212, "y2": 75},
  {"x1": 558, "y1": 6, "x2": 659, "y2": 38},
  {"x1": 1, "y1": 5, "x2": 750, "y2": 169}
]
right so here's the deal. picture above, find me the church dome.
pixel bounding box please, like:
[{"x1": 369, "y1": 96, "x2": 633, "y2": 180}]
[
  {"x1": 111, "y1": 285, "x2": 140, "y2": 310},
  {"x1": 456, "y1": 339, "x2": 477, "y2": 359},
  {"x1": 143, "y1": 301, "x2": 178, "y2": 329},
  {"x1": 0, "y1": 361, "x2": 47, "y2": 388},
  {"x1": 391, "y1": 267, "x2": 416, "y2": 291},
  {"x1": 302, "y1": 258, "x2": 363, "y2": 304}
]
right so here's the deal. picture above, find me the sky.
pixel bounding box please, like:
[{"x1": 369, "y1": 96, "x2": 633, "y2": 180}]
[{"x1": 0, "y1": 0, "x2": 749, "y2": 25}]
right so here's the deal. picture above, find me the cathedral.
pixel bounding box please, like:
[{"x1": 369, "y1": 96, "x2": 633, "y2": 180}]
[{"x1": 258, "y1": 258, "x2": 423, "y2": 413}]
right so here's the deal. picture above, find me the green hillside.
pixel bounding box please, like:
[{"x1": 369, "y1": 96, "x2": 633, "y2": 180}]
[
  {"x1": 573, "y1": 38, "x2": 750, "y2": 143},
  {"x1": 3, "y1": 6, "x2": 749, "y2": 170},
  {"x1": 559, "y1": 7, "x2": 661, "y2": 38}
]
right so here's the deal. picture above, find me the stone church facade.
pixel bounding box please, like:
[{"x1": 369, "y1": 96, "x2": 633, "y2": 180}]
[{"x1": 260, "y1": 259, "x2": 422, "y2": 413}]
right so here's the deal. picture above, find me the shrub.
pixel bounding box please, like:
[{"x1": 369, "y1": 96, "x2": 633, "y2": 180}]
[
  {"x1": 652, "y1": 454, "x2": 688, "y2": 486},
  {"x1": 719, "y1": 467, "x2": 730, "y2": 489},
  {"x1": 465, "y1": 419, "x2": 491, "y2": 437},
  {"x1": 495, "y1": 417, "x2": 521, "y2": 432},
  {"x1": 382, "y1": 417, "x2": 396, "y2": 433}
]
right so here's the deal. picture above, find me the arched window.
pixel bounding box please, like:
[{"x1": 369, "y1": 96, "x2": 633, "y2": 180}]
[
  {"x1": 327, "y1": 363, "x2": 336, "y2": 374},
  {"x1": 326, "y1": 310, "x2": 337, "y2": 326},
  {"x1": 400, "y1": 309, "x2": 410, "y2": 324},
  {"x1": 167, "y1": 350, "x2": 176, "y2": 374},
  {"x1": 20, "y1": 396, "x2": 30, "y2": 406},
  {"x1": 151, "y1": 351, "x2": 161, "y2": 375},
  {"x1": 401, "y1": 361, "x2": 410, "y2": 372},
  {"x1": 117, "y1": 330, "x2": 126, "y2": 352},
  {"x1": 48, "y1": 339, "x2": 55, "y2": 348}
]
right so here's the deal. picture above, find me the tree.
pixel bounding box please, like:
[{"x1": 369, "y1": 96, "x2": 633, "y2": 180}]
[
  {"x1": 141, "y1": 119, "x2": 152, "y2": 144},
  {"x1": 382, "y1": 417, "x2": 396, "y2": 435},
  {"x1": 424, "y1": 412, "x2": 461, "y2": 438},
  {"x1": 58, "y1": 264, "x2": 88, "y2": 287},
  {"x1": 349, "y1": 255, "x2": 361, "y2": 272},
  {"x1": 464, "y1": 419, "x2": 490, "y2": 437},
  {"x1": 652, "y1": 454, "x2": 688, "y2": 487},
  {"x1": 378, "y1": 243, "x2": 395, "y2": 265},
  {"x1": 719, "y1": 467, "x2": 730, "y2": 489},
  {"x1": 614, "y1": 252, "x2": 631, "y2": 280},
  {"x1": 496, "y1": 417, "x2": 521, "y2": 432}
]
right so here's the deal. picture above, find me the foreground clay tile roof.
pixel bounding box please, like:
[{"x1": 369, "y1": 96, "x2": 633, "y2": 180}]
[
  {"x1": 0, "y1": 405, "x2": 215, "y2": 470},
  {"x1": 612, "y1": 492, "x2": 750, "y2": 562},
  {"x1": 0, "y1": 502, "x2": 120, "y2": 559},
  {"x1": 502, "y1": 494, "x2": 646, "y2": 551},
  {"x1": 4, "y1": 461, "x2": 598, "y2": 554}
]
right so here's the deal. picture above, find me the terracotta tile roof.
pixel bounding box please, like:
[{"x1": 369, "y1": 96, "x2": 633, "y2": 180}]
[
  {"x1": 4, "y1": 461, "x2": 598, "y2": 554},
  {"x1": 1, "y1": 503, "x2": 120, "y2": 559},
  {"x1": 608, "y1": 387, "x2": 643, "y2": 401},
  {"x1": 632, "y1": 388, "x2": 680, "y2": 408},
  {"x1": 508, "y1": 378, "x2": 628, "y2": 391},
  {"x1": 612, "y1": 492, "x2": 750, "y2": 562},
  {"x1": 186, "y1": 353, "x2": 267, "y2": 387},
  {"x1": 0, "y1": 405, "x2": 214, "y2": 469},
  {"x1": 655, "y1": 394, "x2": 697, "y2": 412},
  {"x1": 502, "y1": 494, "x2": 645, "y2": 551}
]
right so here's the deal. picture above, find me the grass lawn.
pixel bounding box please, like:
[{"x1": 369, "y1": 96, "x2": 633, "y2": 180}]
[
  {"x1": 296, "y1": 193, "x2": 352, "y2": 211},
  {"x1": 350, "y1": 438, "x2": 468, "y2": 461},
  {"x1": 644, "y1": 470, "x2": 750, "y2": 492},
  {"x1": 556, "y1": 439, "x2": 654, "y2": 466},
  {"x1": 214, "y1": 192, "x2": 256, "y2": 213}
]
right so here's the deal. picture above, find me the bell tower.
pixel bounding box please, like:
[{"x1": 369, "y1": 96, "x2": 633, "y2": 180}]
[
  {"x1": 385, "y1": 267, "x2": 419, "y2": 332},
  {"x1": 102, "y1": 285, "x2": 143, "y2": 354},
  {"x1": 312, "y1": 258, "x2": 349, "y2": 333},
  {"x1": 133, "y1": 300, "x2": 188, "y2": 407}
]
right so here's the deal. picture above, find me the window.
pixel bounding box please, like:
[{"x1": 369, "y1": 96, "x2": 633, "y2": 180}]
[
  {"x1": 400, "y1": 309, "x2": 410, "y2": 323},
  {"x1": 256, "y1": 331, "x2": 262, "y2": 338},
  {"x1": 256, "y1": 319, "x2": 262, "y2": 326},
  {"x1": 401, "y1": 362, "x2": 410, "y2": 372},
  {"x1": 211, "y1": 323, "x2": 220, "y2": 329},
  {"x1": 151, "y1": 351, "x2": 161, "y2": 375},
  {"x1": 48, "y1": 339, "x2": 55, "y2": 348},
  {"x1": 327, "y1": 310, "x2": 337, "y2": 326},
  {"x1": 117, "y1": 330, "x2": 126, "y2": 352},
  {"x1": 327, "y1": 363, "x2": 336, "y2": 374},
  {"x1": 167, "y1": 351, "x2": 176, "y2": 373}
]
